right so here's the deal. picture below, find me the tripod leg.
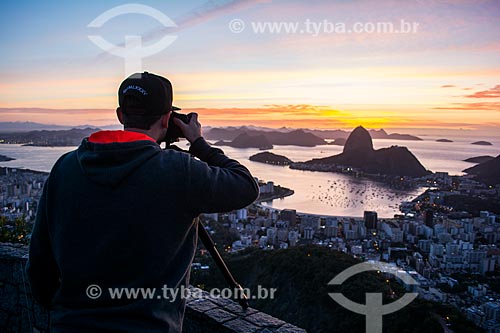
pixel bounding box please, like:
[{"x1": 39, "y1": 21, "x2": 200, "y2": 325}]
[{"x1": 198, "y1": 221, "x2": 249, "y2": 309}]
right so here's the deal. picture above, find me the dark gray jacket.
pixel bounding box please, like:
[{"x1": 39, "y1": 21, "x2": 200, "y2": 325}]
[{"x1": 26, "y1": 133, "x2": 259, "y2": 333}]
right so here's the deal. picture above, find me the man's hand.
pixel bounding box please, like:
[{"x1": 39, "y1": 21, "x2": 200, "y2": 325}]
[{"x1": 173, "y1": 112, "x2": 202, "y2": 144}]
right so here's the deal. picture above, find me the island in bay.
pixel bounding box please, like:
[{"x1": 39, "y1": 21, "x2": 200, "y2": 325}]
[
  {"x1": 471, "y1": 141, "x2": 493, "y2": 146},
  {"x1": 290, "y1": 126, "x2": 430, "y2": 177},
  {"x1": 249, "y1": 152, "x2": 293, "y2": 165}
]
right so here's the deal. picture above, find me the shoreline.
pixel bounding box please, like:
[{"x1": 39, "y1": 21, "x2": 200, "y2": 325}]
[
  {"x1": 253, "y1": 184, "x2": 412, "y2": 219},
  {"x1": 0, "y1": 155, "x2": 15, "y2": 162},
  {"x1": 255, "y1": 201, "x2": 388, "y2": 220},
  {"x1": 255, "y1": 188, "x2": 295, "y2": 204},
  {"x1": 289, "y1": 163, "x2": 428, "y2": 189},
  {"x1": 0, "y1": 165, "x2": 421, "y2": 220},
  {"x1": 0, "y1": 166, "x2": 49, "y2": 175}
]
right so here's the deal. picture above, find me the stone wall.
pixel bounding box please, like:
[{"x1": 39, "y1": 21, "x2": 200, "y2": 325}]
[{"x1": 0, "y1": 243, "x2": 306, "y2": 333}]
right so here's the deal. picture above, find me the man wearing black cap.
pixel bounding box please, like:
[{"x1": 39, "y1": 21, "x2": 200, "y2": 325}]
[{"x1": 26, "y1": 72, "x2": 259, "y2": 332}]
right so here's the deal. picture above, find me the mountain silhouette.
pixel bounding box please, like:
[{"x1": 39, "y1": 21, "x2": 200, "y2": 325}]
[
  {"x1": 0, "y1": 128, "x2": 98, "y2": 146},
  {"x1": 463, "y1": 154, "x2": 500, "y2": 185},
  {"x1": 307, "y1": 128, "x2": 422, "y2": 141},
  {"x1": 343, "y1": 126, "x2": 374, "y2": 153},
  {"x1": 206, "y1": 126, "x2": 421, "y2": 143},
  {"x1": 292, "y1": 126, "x2": 429, "y2": 177},
  {"x1": 214, "y1": 129, "x2": 325, "y2": 148},
  {"x1": 214, "y1": 132, "x2": 273, "y2": 149}
]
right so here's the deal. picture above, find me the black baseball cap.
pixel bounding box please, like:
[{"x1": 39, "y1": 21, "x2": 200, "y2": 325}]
[{"x1": 118, "y1": 72, "x2": 180, "y2": 115}]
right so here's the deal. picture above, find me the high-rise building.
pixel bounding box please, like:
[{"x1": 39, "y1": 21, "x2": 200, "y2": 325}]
[
  {"x1": 484, "y1": 302, "x2": 500, "y2": 322},
  {"x1": 258, "y1": 236, "x2": 268, "y2": 248},
  {"x1": 303, "y1": 227, "x2": 314, "y2": 240},
  {"x1": 259, "y1": 181, "x2": 274, "y2": 194},
  {"x1": 364, "y1": 211, "x2": 378, "y2": 230},
  {"x1": 280, "y1": 209, "x2": 297, "y2": 227},
  {"x1": 418, "y1": 239, "x2": 432, "y2": 253},
  {"x1": 202, "y1": 213, "x2": 219, "y2": 222},
  {"x1": 325, "y1": 217, "x2": 339, "y2": 238},
  {"x1": 288, "y1": 230, "x2": 299, "y2": 246},
  {"x1": 301, "y1": 216, "x2": 321, "y2": 232},
  {"x1": 266, "y1": 227, "x2": 277, "y2": 244},
  {"x1": 424, "y1": 209, "x2": 434, "y2": 227},
  {"x1": 446, "y1": 243, "x2": 460, "y2": 256},
  {"x1": 236, "y1": 208, "x2": 247, "y2": 221},
  {"x1": 430, "y1": 243, "x2": 444, "y2": 257},
  {"x1": 277, "y1": 229, "x2": 289, "y2": 242}
]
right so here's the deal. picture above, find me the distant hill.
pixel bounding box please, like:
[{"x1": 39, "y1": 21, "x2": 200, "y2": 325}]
[
  {"x1": 0, "y1": 128, "x2": 98, "y2": 146},
  {"x1": 205, "y1": 126, "x2": 290, "y2": 141},
  {"x1": 0, "y1": 121, "x2": 120, "y2": 133},
  {"x1": 463, "y1": 156, "x2": 495, "y2": 164},
  {"x1": 205, "y1": 126, "x2": 421, "y2": 145},
  {"x1": 0, "y1": 121, "x2": 70, "y2": 132},
  {"x1": 471, "y1": 141, "x2": 493, "y2": 146},
  {"x1": 330, "y1": 138, "x2": 347, "y2": 146},
  {"x1": 307, "y1": 128, "x2": 422, "y2": 141},
  {"x1": 212, "y1": 129, "x2": 325, "y2": 148},
  {"x1": 291, "y1": 126, "x2": 429, "y2": 177},
  {"x1": 205, "y1": 127, "x2": 247, "y2": 141},
  {"x1": 249, "y1": 152, "x2": 293, "y2": 165},
  {"x1": 463, "y1": 154, "x2": 500, "y2": 186},
  {"x1": 302, "y1": 129, "x2": 348, "y2": 140},
  {"x1": 215, "y1": 133, "x2": 273, "y2": 150},
  {"x1": 370, "y1": 129, "x2": 423, "y2": 141},
  {"x1": 267, "y1": 129, "x2": 325, "y2": 146},
  {"x1": 436, "y1": 139, "x2": 453, "y2": 142}
]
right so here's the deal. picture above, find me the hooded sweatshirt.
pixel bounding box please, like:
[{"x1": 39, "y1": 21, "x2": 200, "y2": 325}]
[{"x1": 26, "y1": 130, "x2": 259, "y2": 333}]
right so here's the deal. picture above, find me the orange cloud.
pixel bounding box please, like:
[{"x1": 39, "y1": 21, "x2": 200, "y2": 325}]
[
  {"x1": 433, "y1": 102, "x2": 500, "y2": 111},
  {"x1": 465, "y1": 85, "x2": 500, "y2": 98},
  {"x1": 2, "y1": 104, "x2": 499, "y2": 130}
]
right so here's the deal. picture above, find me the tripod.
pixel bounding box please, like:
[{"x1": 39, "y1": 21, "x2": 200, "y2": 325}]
[{"x1": 198, "y1": 221, "x2": 249, "y2": 309}]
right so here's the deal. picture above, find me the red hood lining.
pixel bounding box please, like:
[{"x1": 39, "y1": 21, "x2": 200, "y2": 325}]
[{"x1": 88, "y1": 130, "x2": 156, "y2": 144}]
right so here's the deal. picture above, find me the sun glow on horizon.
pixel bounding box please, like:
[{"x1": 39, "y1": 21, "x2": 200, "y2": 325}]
[{"x1": 1, "y1": 1, "x2": 499, "y2": 131}]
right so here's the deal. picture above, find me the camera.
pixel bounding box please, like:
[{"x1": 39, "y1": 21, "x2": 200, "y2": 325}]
[{"x1": 164, "y1": 112, "x2": 192, "y2": 144}]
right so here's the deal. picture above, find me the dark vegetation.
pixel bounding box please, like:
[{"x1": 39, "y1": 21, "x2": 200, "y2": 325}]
[{"x1": 191, "y1": 245, "x2": 480, "y2": 333}]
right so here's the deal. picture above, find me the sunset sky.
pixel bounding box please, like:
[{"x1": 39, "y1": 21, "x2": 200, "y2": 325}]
[{"x1": 1, "y1": 0, "x2": 499, "y2": 131}]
